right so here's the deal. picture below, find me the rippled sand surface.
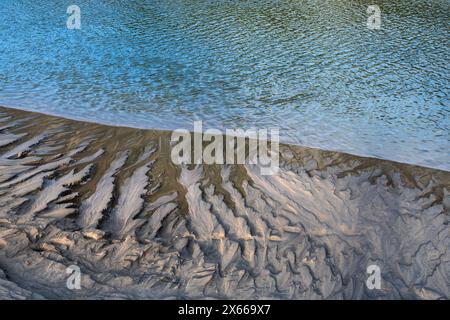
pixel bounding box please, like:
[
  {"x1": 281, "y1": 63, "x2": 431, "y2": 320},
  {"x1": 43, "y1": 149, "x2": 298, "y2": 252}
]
[
  {"x1": 0, "y1": 106, "x2": 448, "y2": 299},
  {"x1": 0, "y1": 0, "x2": 449, "y2": 170}
]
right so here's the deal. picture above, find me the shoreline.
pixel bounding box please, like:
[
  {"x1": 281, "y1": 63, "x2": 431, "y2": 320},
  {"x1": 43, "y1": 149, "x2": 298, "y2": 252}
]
[
  {"x1": 1, "y1": 104, "x2": 449, "y2": 174},
  {"x1": 0, "y1": 105, "x2": 449, "y2": 299}
]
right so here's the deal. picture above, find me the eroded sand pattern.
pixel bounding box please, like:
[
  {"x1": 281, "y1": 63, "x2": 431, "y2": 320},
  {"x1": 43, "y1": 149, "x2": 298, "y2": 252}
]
[{"x1": 0, "y1": 106, "x2": 448, "y2": 299}]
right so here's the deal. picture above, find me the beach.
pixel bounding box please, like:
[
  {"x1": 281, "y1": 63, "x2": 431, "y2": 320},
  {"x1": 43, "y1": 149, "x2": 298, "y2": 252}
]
[{"x1": 0, "y1": 105, "x2": 448, "y2": 299}]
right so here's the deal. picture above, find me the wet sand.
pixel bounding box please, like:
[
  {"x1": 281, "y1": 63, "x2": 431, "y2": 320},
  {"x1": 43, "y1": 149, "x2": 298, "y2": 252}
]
[{"x1": 0, "y1": 105, "x2": 448, "y2": 299}]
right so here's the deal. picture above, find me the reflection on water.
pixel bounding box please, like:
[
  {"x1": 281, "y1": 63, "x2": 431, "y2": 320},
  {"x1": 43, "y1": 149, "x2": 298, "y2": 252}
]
[{"x1": 0, "y1": 0, "x2": 449, "y2": 170}]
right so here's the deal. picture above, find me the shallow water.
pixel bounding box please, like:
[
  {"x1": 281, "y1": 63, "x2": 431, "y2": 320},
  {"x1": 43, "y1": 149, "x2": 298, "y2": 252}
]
[{"x1": 0, "y1": 0, "x2": 449, "y2": 170}]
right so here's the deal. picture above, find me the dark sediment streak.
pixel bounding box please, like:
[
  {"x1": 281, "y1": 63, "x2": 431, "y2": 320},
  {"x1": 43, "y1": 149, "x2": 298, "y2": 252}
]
[{"x1": 0, "y1": 106, "x2": 448, "y2": 299}]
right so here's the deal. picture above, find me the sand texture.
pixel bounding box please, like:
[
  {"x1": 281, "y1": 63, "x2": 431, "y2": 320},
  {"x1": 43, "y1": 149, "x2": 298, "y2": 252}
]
[{"x1": 0, "y1": 106, "x2": 448, "y2": 299}]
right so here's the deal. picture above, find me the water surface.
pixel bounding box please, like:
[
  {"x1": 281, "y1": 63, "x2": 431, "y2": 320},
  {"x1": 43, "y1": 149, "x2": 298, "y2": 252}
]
[{"x1": 0, "y1": 0, "x2": 449, "y2": 170}]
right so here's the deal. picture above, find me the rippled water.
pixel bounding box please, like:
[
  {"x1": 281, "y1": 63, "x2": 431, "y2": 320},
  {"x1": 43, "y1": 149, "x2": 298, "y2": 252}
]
[{"x1": 0, "y1": 0, "x2": 449, "y2": 170}]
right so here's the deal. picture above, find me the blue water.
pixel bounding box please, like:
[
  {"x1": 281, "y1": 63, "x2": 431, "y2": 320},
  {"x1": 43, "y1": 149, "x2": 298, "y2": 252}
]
[{"x1": 1, "y1": 0, "x2": 449, "y2": 170}]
